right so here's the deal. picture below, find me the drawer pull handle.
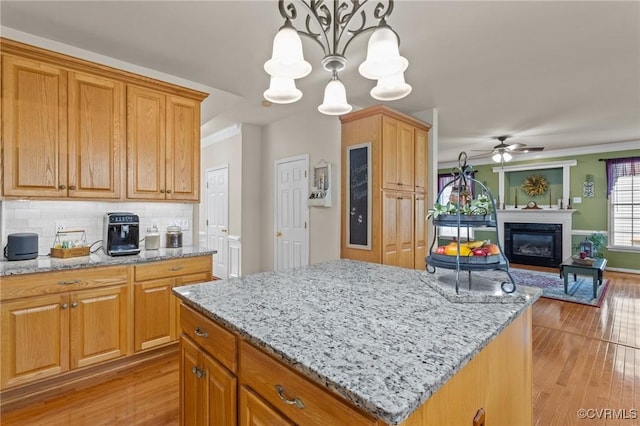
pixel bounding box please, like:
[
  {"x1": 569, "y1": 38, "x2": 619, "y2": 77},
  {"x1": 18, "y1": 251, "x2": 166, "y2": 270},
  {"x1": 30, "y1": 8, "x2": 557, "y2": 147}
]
[
  {"x1": 275, "y1": 384, "x2": 305, "y2": 409},
  {"x1": 191, "y1": 366, "x2": 206, "y2": 379},
  {"x1": 169, "y1": 266, "x2": 185, "y2": 271},
  {"x1": 58, "y1": 279, "x2": 81, "y2": 285},
  {"x1": 194, "y1": 326, "x2": 208, "y2": 338}
]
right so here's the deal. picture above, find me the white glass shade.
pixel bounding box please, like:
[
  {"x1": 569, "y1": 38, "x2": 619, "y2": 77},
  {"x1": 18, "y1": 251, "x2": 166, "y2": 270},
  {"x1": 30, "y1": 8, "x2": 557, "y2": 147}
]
[
  {"x1": 358, "y1": 26, "x2": 408, "y2": 80},
  {"x1": 493, "y1": 151, "x2": 513, "y2": 163},
  {"x1": 370, "y1": 72, "x2": 412, "y2": 101},
  {"x1": 318, "y1": 78, "x2": 352, "y2": 115},
  {"x1": 263, "y1": 76, "x2": 302, "y2": 104},
  {"x1": 264, "y1": 25, "x2": 312, "y2": 79}
]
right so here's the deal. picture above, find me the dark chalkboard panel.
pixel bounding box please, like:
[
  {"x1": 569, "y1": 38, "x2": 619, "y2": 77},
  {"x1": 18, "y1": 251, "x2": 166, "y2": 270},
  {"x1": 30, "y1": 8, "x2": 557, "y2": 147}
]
[{"x1": 347, "y1": 144, "x2": 370, "y2": 248}]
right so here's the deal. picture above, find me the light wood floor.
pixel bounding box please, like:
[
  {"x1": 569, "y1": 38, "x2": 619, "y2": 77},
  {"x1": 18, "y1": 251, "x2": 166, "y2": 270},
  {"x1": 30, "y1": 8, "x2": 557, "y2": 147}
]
[{"x1": 1, "y1": 267, "x2": 638, "y2": 425}]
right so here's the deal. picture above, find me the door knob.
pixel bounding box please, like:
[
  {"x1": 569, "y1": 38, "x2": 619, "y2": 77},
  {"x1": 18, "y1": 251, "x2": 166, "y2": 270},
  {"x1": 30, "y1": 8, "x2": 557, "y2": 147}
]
[
  {"x1": 275, "y1": 232, "x2": 282, "y2": 237},
  {"x1": 221, "y1": 229, "x2": 228, "y2": 234}
]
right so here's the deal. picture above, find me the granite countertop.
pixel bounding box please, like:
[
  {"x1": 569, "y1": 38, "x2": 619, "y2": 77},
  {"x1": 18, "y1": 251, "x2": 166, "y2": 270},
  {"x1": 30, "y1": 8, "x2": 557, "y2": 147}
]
[
  {"x1": 0, "y1": 245, "x2": 216, "y2": 276},
  {"x1": 173, "y1": 259, "x2": 541, "y2": 425}
]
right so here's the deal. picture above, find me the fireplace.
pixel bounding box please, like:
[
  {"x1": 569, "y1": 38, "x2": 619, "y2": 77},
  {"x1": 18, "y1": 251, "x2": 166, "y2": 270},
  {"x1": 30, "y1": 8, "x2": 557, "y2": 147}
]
[{"x1": 504, "y1": 222, "x2": 563, "y2": 267}]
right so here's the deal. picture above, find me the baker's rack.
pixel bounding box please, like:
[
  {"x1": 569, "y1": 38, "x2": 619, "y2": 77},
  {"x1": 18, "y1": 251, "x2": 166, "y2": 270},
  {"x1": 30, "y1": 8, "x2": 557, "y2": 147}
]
[{"x1": 425, "y1": 152, "x2": 516, "y2": 294}]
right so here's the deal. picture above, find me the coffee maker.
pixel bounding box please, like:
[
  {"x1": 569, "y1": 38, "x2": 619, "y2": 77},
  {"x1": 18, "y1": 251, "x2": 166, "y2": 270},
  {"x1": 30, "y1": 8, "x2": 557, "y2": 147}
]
[{"x1": 103, "y1": 213, "x2": 140, "y2": 256}]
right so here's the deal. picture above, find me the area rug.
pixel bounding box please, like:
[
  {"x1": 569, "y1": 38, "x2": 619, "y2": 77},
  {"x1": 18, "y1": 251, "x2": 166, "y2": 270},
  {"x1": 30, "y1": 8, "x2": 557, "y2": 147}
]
[{"x1": 477, "y1": 268, "x2": 610, "y2": 307}]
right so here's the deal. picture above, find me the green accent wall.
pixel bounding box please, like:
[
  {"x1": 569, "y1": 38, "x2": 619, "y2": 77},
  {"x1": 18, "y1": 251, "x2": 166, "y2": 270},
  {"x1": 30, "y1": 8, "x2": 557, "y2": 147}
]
[{"x1": 439, "y1": 148, "x2": 640, "y2": 271}]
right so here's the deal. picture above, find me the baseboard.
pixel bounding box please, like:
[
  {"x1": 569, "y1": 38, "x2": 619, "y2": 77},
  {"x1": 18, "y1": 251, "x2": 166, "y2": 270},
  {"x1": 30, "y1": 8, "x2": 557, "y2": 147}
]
[
  {"x1": 606, "y1": 266, "x2": 640, "y2": 275},
  {"x1": 0, "y1": 344, "x2": 178, "y2": 413}
]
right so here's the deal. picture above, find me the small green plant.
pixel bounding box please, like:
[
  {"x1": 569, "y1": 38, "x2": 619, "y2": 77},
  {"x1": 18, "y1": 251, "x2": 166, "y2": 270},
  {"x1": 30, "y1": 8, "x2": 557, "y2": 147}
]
[{"x1": 427, "y1": 193, "x2": 494, "y2": 219}]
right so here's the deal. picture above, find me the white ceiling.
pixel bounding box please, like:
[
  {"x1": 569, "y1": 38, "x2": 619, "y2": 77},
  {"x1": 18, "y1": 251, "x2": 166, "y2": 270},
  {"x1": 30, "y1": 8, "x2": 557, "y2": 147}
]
[{"x1": 1, "y1": 1, "x2": 639, "y2": 163}]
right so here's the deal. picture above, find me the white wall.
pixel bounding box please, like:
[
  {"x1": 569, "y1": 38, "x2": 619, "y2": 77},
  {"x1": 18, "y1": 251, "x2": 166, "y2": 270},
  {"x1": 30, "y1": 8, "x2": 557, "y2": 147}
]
[
  {"x1": 240, "y1": 124, "x2": 263, "y2": 275},
  {"x1": 260, "y1": 111, "x2": 341, "y2": 272}
]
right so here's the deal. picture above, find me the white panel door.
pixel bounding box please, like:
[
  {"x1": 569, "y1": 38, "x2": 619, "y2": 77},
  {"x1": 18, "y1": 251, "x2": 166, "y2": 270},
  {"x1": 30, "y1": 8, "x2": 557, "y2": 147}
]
[
  {"x1": 274, "y1": 156, "x2": 309, "y2": 272},
  {"x1": 206, "y1": 165, "x2": 229, "y2": 279}
]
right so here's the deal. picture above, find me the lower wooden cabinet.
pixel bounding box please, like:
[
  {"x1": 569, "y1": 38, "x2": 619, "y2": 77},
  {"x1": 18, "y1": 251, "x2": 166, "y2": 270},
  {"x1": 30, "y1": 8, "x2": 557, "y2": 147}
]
[
  {"x1": 181, "y1": 334, "x2": 237, "y2": 426},
  {"x1": 0, "y1": 283, "x2": 128, "y2": 389},
  {"x1": 134, "y1": 256, "x2": 212, "y2": 352},
  {"x1": 240, "y1": 386, "x2": 293, "y2": 426}
]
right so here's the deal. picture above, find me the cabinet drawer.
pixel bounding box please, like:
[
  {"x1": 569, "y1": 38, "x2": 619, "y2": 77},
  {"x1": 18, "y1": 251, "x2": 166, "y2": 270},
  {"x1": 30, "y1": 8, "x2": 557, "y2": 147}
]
[
  {"x1": 0, "y1": 266, "x2": 128, "y2": 301},
  {"x1": 240, "y1": 341, "x2": 377, "y2": 426},
  {"x1": 134, "y1": 256, "x2": 211, "y2": 281},
  {"x1": 180, "y1": 304, "x2": 236, "y2": 373}
]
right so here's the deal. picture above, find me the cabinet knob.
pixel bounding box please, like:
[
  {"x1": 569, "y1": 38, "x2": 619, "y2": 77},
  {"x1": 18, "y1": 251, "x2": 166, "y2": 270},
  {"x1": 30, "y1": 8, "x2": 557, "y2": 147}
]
[
  {"x1": 61, "y1": 303, "x2": 69, "y2": 309},
  {"x1": 71, "y1": 302, "x2": 78, "y2": 308},
  {"x1": 191, "y1": 366, "x2": 206, "y2": 379},
  {"x1": 160, "y1": 189, "x2": 165, "y2": 193},
  {"x1": 69, "y1": 185, "x2": 76, "y2": 190},
  {"x1": 194, "y1": 326, "x2": 209, "y2": 338},
  {"x1": 275, "y1": 384, "x2": 305, "y2": 409},
  {"x1": 166, "y1": 189, "x2": 172, "y2": 194},
  {"x1": 59, "y1": 184, "x2": 67, "y2": 190}
]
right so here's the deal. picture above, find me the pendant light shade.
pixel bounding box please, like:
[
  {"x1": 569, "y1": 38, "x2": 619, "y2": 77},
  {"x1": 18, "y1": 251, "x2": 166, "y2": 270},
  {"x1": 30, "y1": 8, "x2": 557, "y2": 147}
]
[
  {"x1": 370, "y1": 72, "x2": 412, "y2": 101},
  {"x1": 264, "y1": 22, "x2": 312, "y2": 79},
  {"x1": 358, "y1": 25, "x2": 408, "y2": 80},
  {"x1": 263, "y1": 76, "x2": 303, "y2": 104},
  {"x1": 318, "y1": 76, "x2": 352, "y2": 115}
]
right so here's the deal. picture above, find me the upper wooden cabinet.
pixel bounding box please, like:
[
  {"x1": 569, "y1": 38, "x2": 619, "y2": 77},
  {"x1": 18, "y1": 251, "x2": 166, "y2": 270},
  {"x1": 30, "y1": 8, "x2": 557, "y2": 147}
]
[
  {"x1": 340, "y1": 105, "x2": 431, "y2": 270},
  {"x1": 0, "y1": 38, "x2": 207, "y2": 202},
  {"x1": 127, "y1": 87, "x2": 200, "y2": 201}
]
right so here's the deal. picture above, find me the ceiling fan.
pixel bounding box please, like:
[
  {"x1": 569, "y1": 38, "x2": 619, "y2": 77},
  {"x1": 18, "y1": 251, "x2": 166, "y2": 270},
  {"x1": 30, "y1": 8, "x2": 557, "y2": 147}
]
[{"x1": 471, "y1": 136, "x2": 544, "y2": 163}]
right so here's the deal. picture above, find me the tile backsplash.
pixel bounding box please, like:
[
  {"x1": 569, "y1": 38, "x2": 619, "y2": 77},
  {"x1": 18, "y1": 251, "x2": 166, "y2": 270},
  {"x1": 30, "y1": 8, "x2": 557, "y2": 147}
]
[{"x1": 1, "y1": 200, "x2": 193, "y2": 256}]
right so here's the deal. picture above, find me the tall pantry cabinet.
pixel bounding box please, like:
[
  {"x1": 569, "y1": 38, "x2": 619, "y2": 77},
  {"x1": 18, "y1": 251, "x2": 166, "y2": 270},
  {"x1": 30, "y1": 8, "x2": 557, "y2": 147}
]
[{"x1": 340, "y1": 105, "x2": 431, "y2": 270}]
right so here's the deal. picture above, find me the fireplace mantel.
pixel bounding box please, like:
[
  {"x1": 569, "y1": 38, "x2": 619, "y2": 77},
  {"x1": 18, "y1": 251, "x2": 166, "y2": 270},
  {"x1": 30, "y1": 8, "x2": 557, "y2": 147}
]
[{"x1": 496, "y1": 208, "x2": 576, "y2": 261}]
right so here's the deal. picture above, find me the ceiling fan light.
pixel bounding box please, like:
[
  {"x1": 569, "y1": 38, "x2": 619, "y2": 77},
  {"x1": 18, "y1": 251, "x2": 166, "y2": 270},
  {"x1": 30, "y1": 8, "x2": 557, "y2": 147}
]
[
  {"x1": 264, "y1": 22, "x2": 312, "y2": 79},
  {"x1": 503, "y1": 152, "x2": 513, "y2": 162},
  {"x1": 263, "y1": 76, "x2": 302, "y2": 104},
  {"x1": 370, "y1": 72, "x2": 412, "y2": 101},
  {"x1": 318, "y1": 77, "x2": 352, "y2": 115},
  {"x1": 358, "y1": 26, "x2": 408, "y2": 80},
  {"x1": 492, "y1": 153, "x2": 502, "y2": 163},
  {"x1": 492, "y1": 151, "x2": 513, "y2": 163}
]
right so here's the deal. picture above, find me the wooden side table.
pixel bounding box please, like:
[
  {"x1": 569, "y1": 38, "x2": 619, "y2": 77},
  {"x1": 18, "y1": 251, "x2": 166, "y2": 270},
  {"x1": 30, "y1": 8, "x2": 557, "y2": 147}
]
[{"x1": 559, "y1": 257, "x2": 607, "y2": 299}]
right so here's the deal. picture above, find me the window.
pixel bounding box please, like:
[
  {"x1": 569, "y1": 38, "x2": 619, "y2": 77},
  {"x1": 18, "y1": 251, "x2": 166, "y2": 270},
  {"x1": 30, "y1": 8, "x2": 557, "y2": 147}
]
[{"x1": 606, "y1": 157, "x2": 640, "y2": 250}]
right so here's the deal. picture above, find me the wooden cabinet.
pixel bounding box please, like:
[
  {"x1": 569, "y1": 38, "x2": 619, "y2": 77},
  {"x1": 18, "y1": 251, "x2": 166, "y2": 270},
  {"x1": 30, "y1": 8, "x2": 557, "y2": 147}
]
[
  {"x1": 180, "y1": 335, "x2": 237, "y2": 426},
  {"x1": 240, "y1": 386, "x2": 294, "y2": 426},
  {"x1": 0, "y1": 267, "x2": 128, "y2": 390},
  {"x1": 1, "y1": 38, "x2": 206, "y2": 201},
  {"x1": 127, "y1": 86, "x2": 200, "y2": 201},
  {"x1": 341, "y1": 105, "x2": 431, "y2": 270},
  {"x1": 134, "y1": 256, "x2": 212, "y2": 352},
  {"x1": 1, "y1": 55, "x2": 124, "y2": 199}
]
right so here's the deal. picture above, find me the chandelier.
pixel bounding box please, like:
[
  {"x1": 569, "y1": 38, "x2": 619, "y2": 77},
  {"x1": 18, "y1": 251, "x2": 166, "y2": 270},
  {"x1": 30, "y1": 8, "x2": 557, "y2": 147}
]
[{"x1": 263, "y1": 0, "x2": 411, "y2": 115}]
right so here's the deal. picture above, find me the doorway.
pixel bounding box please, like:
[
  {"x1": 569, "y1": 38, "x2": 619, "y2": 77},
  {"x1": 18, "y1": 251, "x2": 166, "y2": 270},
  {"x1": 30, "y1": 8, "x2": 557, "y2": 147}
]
[
  {"x1": 206, "y1": 165, "x2": 229, "y2": 279},
  {"x1": 274, "y1": 155, "x2": 309, "y2": 272}
]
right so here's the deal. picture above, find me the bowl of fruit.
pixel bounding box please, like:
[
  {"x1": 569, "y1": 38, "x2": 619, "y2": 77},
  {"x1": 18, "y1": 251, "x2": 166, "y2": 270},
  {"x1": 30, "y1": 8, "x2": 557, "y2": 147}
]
[{"x1": 431, "y1": 240, "x2": 501, "y2": 264}]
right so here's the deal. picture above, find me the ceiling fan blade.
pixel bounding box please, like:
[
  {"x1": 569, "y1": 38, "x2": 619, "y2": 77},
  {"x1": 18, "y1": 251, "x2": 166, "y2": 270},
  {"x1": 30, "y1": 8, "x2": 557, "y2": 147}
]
[
  {"x1": 505, "y1": 143, "x2": 526, "y2": 151},
  {"x1": 512, "y1": 146, "x2": 545, "y2": 152}
]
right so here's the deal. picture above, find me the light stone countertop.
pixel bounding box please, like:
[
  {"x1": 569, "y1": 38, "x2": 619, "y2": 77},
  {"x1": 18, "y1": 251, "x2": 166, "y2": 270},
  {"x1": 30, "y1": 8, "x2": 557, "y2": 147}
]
[
  {"x1": 173, "y1": 259, "x2": 541, "y2": 425},
  {"x1": 0, "y1": 245, "x2": 216, "y2": 276}
]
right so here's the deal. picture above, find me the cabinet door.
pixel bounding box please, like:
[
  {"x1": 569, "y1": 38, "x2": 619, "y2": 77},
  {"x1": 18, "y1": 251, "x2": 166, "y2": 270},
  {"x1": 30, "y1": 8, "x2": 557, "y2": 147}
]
[
  {"x1": 68, "y1": 71, "x2": 124, "y2": 199},
  {"x1": 0, "y1": 294, "x2": 69, "y2": 389},
  {"x1": 181, "y1": 336, "x2": 204, "y2": 426},
  {"x1": 382, "y1": 191, "x2": 414, "y2": 268},
  {"x1": 134, "y1": 278, "x2": 176, "y2": 352},
  {"x1": 414, "y1": 128, "x2": 428, "y2": 193},
  {"x1": 414, "y1": 193, "x2": 427, "y2": 270},
  {"x1": 166, "y1": 95, "x2": 200, "y2": 201},
  {"x1": 1, "y1": 55, "x2": 68, "y2": 197},
  {"x1": 70, "y1": 285, "x2": 128, "y2": 369},
  {"x1": 382, "y1": 116, "x2": 414, "y2": 191},
  {"x1": 202, "y1": 349, "x2": 237, "y2": 426},
  {"x1": 240, "y1": 386, "x2": 293, "y2": 426},
  {"x1": 127, "y1": 85, "x2": 166, "y2": 199}
]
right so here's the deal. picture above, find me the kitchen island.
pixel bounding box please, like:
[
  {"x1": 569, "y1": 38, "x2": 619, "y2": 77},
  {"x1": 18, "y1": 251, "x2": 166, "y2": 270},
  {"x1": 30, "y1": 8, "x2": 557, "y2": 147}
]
[{"x1": 174, "y1": 259, "x2": 541, "y2": 425}]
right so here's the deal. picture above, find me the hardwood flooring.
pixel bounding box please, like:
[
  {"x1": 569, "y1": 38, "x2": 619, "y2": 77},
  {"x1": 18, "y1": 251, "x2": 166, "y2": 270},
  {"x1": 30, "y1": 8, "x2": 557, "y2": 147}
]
[{"x1": 1, "y1": 267, "x2": 638, "y2": 425}]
